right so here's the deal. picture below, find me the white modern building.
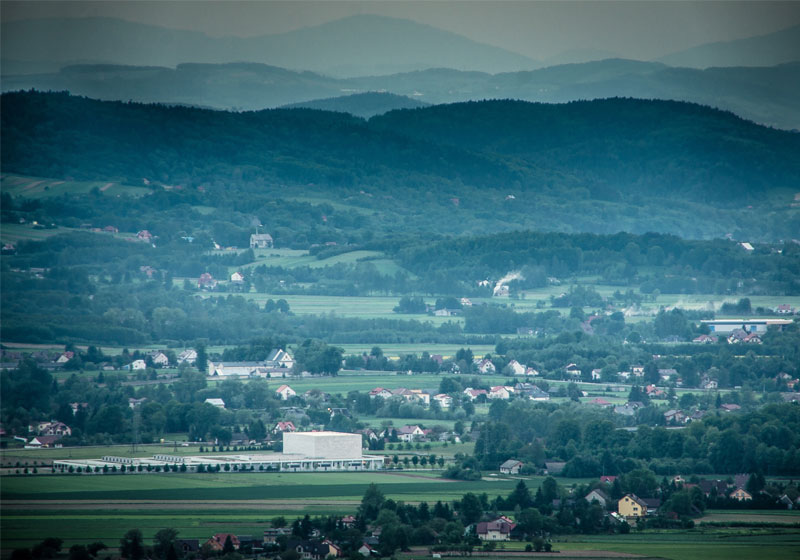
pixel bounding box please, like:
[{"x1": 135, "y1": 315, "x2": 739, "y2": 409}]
[
  {"x1": 700, "y1": 319, "x2": 792, "y2": 335},
  {"x1": 51, "y1": 431, "x2": 383, "y2": 474}
]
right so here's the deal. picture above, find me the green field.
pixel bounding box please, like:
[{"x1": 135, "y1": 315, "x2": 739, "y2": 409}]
[
  {"x1": 0, "y1": 223, "x2": 78, "y2": 243},
  {"x1": 1, "y1": 173, "x2": 150, "y2": 199},
  {"x1": 2, "y1": 471, "x2": 798, "y2": 558}
]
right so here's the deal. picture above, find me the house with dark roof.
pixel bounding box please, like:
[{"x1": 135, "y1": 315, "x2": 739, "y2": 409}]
[
  {"x1": 476, "y1": 517, "x2": 516, "y2": 541},
  {"x1": 585, "y1": 488, "x2": 610, "y2": 508},
  {"x1": 618, "y1": 494, "x2": 648, "y2": 518}
]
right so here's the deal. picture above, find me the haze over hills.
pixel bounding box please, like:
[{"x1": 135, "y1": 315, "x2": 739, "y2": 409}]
[
  {"x1": 658, "y1": 24, "x2": 800, "y2": 69},
  {"x1": 281, "y1": 92, "x2": 429, "y2": 119},
  {"x1": 2, "y1": 91, "x2": 798, "y2": 240},
  {"x1": 0, "y1": 15, "x2": 539, "y2": 77},
  {"x1": 4, "y1": 59, "x2": 799, "y2": 129}
]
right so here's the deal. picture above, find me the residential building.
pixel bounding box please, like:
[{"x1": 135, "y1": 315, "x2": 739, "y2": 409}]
[
  {"x1": 250, "y1": 233, "x2": 274, "y2": 249},
  {"x1": 488, "y1": 386, "x2": 511, "y2": 400},
  {"x1": 506, "y1": 360, "x2": 526, "y2": 375},
  {"x1": 499, "y1": 459, "x2": 523, "y2": 475},
  {"x1": 274, "y1": 421, "x2": 296, "y2": 433},
  {"x1": 276, "y1": 385, "x2": 296, "y2": 400},
  {"x1": 731, "y1": 488, "x2": 753, "y2": 501},
  {"x1": 585, "y1": 488, "x2": 610, "y2": 508},
  {"x1": 369, "y1": 387, "x2": 393, "y2": 399},
  {"x1": 204, "y1": 398, "x2": 225, "y2": 408},
  {"x1": 618, "y1": 494, "x2": 647, "y2": 518},
  {"x1": 433, "y1": 393, "x2": 453, "y2": 409},
  {"x1": 177, "y1": 349, "x2": 197, "y2": 364},
  {"x1": 148, "y1": 351, "x2": 170, "y2": 367},
  {"x1": 475, "y1": 359, "x2": 496, "y2": 374},
  {"x1": 476, "y1": 517, "x2": 516, "y2": 541}
]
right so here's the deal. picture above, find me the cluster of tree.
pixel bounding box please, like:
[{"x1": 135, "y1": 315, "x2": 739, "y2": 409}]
[
  {"x1": 10, "y1": 538, "x2": 108, "y2": 560},
  {"x1": 388, "y1": 231, "x2": 800, "y2": 296},
  {"x1": 474, "y1": 400, "x2": 800, "y2": 477},
  {"x1": 499, "y1": 319, "x2": 799, "y2": 389}
]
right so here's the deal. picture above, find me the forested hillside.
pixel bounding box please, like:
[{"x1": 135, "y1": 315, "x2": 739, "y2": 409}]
[{"x1": 2, "y1": 91, "x2": 799, "y2": 240}]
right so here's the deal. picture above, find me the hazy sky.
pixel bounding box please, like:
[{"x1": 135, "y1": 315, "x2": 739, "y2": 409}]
[{"x1": 4, "y1": 1, "x2": 800, "y2": 60}]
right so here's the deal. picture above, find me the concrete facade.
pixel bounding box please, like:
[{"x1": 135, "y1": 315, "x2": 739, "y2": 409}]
[{"x1": 283, "y1": 431, "x2": 362, "y2": 459}]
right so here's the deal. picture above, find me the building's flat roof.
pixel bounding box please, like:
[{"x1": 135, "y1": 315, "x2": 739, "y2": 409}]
[
  {"x1": 286, "y1": 431, "x2": 358, "y2": 437},
  {"x1": 701, "y1": 319, "x2": 792, "y2": 324}
]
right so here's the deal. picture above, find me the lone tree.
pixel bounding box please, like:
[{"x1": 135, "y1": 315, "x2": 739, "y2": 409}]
[
  {"x1": 120, "y1": 530, "x2": 145, "y2": 560},
  {"x1": 359, "y1": 483, "x2": 385, "y2": 522}
]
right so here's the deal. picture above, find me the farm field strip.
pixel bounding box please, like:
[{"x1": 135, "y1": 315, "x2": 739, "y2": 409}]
[{"x1": 0, "y1": 472, "x2": 521, "y2": 503}]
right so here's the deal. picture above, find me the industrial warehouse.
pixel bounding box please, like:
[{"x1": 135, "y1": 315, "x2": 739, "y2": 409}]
[{"x1": 51, "y1": 432, "x2": 385, "y2": 474}]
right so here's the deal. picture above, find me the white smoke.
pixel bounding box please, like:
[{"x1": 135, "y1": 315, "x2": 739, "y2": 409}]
[{"x1": 493, "y1": 271, "x2": 523, "y2": 296}]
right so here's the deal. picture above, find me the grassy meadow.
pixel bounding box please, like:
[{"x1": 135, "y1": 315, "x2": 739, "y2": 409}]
[
  {"x1": 2, "y1": 470, "x2": 798, "y2": 559},
  {"x1": 1, "y1": 174, "x2": 151, "y2": 200}
]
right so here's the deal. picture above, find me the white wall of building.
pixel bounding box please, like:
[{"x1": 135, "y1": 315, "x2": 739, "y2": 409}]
[{"x1": 283, "y1": 431, "x2": 362, "y2": 459}]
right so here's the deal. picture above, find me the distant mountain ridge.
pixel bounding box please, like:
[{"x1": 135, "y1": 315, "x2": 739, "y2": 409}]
[
  {"x1": 0, "y1": 15, "x2": 539, "y2": 77},
  {"x1": 659, "y1": 24, "x2": 800, "y2": 69},
  {"x1": 4, "y1": 59, "x2": 798, "y2": 129}
]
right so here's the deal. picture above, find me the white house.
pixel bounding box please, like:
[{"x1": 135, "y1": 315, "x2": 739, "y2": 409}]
[
  {"x1": 506, "y1": 360, "x2": 526, "y2": 375},
  {"x1": 230, "y1": 271, "x2": 245, "y2": 283},
  {"x1": 433, "y1": 393, "x2": 453, "y2": 409},
  {"x1": 463, "y1": 388, "x2": 488, "y2": 401},
  {"x1": 476, "y1": 517, "x2": 516, "y2": 541},
  {"x1": 177, "y1": 349, "x2": 197, "y2": 365},
  {"x1": 130, "y1": 359, "x2": 147, "y2": 370},
  {"x1": 266, "y1": 348, "x2": 294, "y2": 369},
  {"x1": 369, "y1": 387, "x2": 393, "y2": 399},
  {"x1": 585, "y1": 488, "x2": 610, "y2": 508},
  {"x1": 148, "y1": 351, "x2": 170, "y2": 367},
  {"x1": 204, "y1": 398, "x2": 226, "y2": 408},
  {"x1": 276, "y1": 385, "x2": 296, "y2": 400},
  {"x1": 475, "y1": 359, "x2": 496, "y2": 374},
  {"x1": 250, "y1": 233, "x2": 273, "y2": 249},
  {"x1": 488, "y1": 386, "x2": 511, "y2": 400},
  {"x1": 56, "y1": 352, "x2": 74, "y2": 364},
  {"x1": 397, "y1": 425, "x2": 425, "y2": 442}
]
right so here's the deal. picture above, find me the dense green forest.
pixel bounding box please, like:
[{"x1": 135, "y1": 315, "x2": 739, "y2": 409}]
[{"x1": 3, "y1": 91, "x2": 799, "y2": 240}]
